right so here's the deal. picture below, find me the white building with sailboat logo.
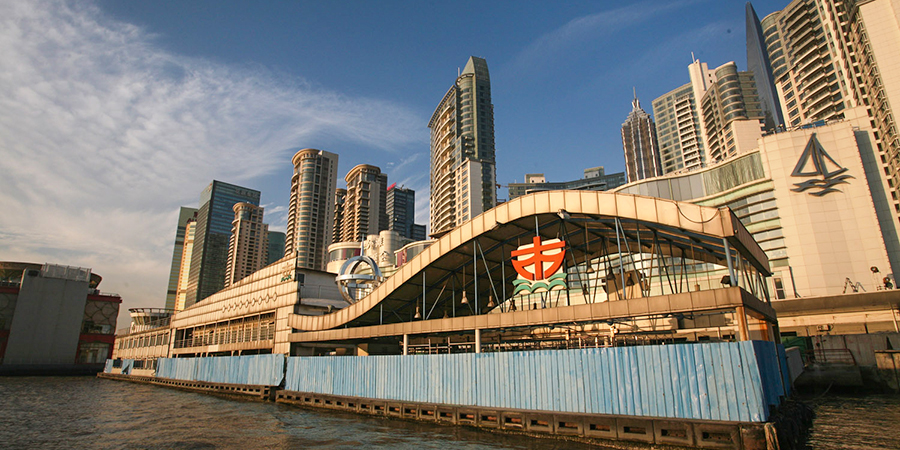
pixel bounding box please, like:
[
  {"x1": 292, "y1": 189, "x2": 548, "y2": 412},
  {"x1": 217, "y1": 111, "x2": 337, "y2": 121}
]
[{"x1": 616, "y1": 106, "x2": 900, "y2": 305}]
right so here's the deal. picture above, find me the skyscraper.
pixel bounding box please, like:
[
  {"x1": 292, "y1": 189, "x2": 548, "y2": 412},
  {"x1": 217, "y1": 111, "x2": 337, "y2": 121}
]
[
  {"x1": 621, "y1": 93, "x2": 662, "y2": 182},
  {"x1": 758, "y1": 0, "x2": 900, "y2": 216},
  {"x1": 332, "y1": 188, "x2": 347, "y2": 244},
  {"x1": 266, "y1": 231, "x2": 285, "y2": 266},
  {"x1": 652, "y1": 83, "x2": 706, "y2": 174},
  {"x1": 185, "y1": 181, "x2": 261, "y2": 308},
  {"x1": 694, "y1": 61, "x2": 765, "y2": 163},
  {"x1": 746, "y1": 2, "x2": 785, "y2": 131},
  {"x1": 224, "y1": 202, "x2": 269, "y2": 288},
  {"x1": 386, "y1": 185, "x2": 417, "y2": 240},
  {"x1": 338, "y1": 164, "x2": 389, "y2": 243},
  {"x1": 164, "y1": 207, "x2": 197, "y2": 310},
  {"x1": 760, "y1": 0, "x2": 853, "y2": 128},
  {"x1": 174, "y1": 218, "x2": 195, "y2": 311},
  {"x1": 429, "y1": 56, "x2": 497, "y2": 237},
  {"x1": 284, "y1": 148, "x2": 339, "y2": 270}
]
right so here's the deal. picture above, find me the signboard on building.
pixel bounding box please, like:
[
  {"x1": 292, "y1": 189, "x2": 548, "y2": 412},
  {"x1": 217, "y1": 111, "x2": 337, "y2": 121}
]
[{"x1": 511, "y1": 237, "x2": 567, "y2": 295}]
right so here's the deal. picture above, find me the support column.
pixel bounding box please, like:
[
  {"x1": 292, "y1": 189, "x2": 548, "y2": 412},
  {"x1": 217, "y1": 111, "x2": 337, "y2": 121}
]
[
  {"x1": 474, "y1": 329, "x2": 481, "y2": 354},
  {"x1": 735, "y1": 306, "x2": 750, "y2": 341},
  {"x1": 724, "y1": 238, "x2": 736, "y2": 286},
  {"x1": 892, "y1": 303, "x2": 899, "y2": 333},
  {"x1": 403, "y1": 334, "x2": 409, "y2": 355}
]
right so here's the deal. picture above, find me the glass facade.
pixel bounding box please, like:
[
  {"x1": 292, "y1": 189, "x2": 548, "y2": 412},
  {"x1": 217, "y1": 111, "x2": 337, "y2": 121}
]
[
  {"x1": 185, "y1": 181, "x2": 260, "y2": 308},
  {"x1": 616, "y1": 151, "x2": 786, "y2": 278}
]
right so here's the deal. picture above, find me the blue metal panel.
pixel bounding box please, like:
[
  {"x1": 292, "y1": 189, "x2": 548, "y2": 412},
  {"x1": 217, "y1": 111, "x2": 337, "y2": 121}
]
[
  {"x1": 278, "y1": 342, "x2": 782, "y2": 422},
  {"x1": 739, "y1": 341, "x2": 765, "y2": 421},
  {"x1": 155, "y1": 355, "x2": 283, "y2": 386}
]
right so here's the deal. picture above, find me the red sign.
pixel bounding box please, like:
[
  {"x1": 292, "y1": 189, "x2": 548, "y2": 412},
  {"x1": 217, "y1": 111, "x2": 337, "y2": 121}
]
[{"x1": 511, "y1": 237, "x2": 566, "y2": 281}]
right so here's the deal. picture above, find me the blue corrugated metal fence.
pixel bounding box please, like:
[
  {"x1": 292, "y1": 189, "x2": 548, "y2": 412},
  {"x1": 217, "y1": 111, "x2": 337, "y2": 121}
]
[
  {"x1": 285, "y1": 341, "x2": 787, "y2": 422},
  {"x1": 156, "y1": 354, "x2": 284, "y2": 386}
]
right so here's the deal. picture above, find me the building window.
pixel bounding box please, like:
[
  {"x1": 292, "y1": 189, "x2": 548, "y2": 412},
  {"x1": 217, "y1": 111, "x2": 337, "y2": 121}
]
[{"x1": 773, "y1": 277, "x2": 786, "y2": 300}]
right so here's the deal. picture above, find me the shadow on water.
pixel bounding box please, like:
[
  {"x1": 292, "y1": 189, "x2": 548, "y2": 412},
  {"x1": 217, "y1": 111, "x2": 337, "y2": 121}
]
[{"x1": 0, "y1": 377, "x2": 603, "y2": 450}]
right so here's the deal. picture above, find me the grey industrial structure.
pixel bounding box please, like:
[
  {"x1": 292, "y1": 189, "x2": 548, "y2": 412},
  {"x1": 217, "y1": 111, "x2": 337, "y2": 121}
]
[{"x1": 1, "y1": 262, "x2": 121, "y2": 374}]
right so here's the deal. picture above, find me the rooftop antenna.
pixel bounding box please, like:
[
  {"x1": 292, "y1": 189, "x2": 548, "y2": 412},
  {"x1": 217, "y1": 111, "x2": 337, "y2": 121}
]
[
  {"x1": 458, "y1": 67, "x2": 461, "y2": 77},
  {"x1": 691, "y1": 51, "x2": 696, "y2": 62}
]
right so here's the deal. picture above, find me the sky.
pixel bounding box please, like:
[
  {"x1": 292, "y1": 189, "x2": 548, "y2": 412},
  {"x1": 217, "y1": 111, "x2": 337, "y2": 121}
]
[{"x1": 0, "y1": 0, "x2": 788, "y2": 325}]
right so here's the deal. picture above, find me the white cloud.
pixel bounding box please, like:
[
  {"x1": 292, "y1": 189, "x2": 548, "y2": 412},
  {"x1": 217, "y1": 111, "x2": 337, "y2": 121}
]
[
  {"x1": 508, "y1": 0, "x2": 702, "y2": 73},
  {"x1": 0, "y1": 0, "x2": 423, "y2": 323}
]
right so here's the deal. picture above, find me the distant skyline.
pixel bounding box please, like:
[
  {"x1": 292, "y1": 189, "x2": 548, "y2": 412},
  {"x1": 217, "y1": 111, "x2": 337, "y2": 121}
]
[{"x1": 0, "y1": 0, "x2": 788, "y2": 321}]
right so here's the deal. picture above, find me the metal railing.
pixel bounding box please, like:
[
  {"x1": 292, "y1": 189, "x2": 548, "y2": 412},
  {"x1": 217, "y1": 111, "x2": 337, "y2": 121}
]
[{"x1": 806, "y1": 348, "x2": 857, "y2": 365}]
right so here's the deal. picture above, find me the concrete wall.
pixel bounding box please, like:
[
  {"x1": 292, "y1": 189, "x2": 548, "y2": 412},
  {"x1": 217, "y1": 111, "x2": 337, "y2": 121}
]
[
  {"x1": 812, "y1": 332, "x2": 900, "y2": 367},
  {"x1": 4, "y1": 273, "x2": 88, "y2": 365},
  {"x1": 756, "y1": 110, "x2": 894, "y2": 296}
]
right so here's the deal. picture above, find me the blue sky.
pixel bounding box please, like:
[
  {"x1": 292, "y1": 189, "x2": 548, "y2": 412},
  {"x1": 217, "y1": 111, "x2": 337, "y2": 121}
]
[{"x1": 0, "y1": 0, "x2": 786, "y2": 319}]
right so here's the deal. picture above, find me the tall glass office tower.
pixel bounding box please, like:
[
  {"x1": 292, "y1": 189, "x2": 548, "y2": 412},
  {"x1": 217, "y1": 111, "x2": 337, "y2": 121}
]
[
  {"x1": 746, "y1": 2, "x2": 784, "y2": 131},
  {"x1": 184, "y1": 180, "x2": 260, "y2": 308}
]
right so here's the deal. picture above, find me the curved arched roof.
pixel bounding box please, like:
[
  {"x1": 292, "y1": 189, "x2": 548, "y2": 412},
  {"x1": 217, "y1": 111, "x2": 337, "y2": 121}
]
[{"x1": 289, "y1": 191, "x2": 769, "y2": 332}]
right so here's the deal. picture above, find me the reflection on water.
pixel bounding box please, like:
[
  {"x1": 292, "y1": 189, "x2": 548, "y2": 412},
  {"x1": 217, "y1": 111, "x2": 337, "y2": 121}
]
[
  {"x1": 0, "y1": 377, "x2": 601, "y2": 450},
  {"x1": 2, "y1": 377, "x2": 898, "y2": 449}
]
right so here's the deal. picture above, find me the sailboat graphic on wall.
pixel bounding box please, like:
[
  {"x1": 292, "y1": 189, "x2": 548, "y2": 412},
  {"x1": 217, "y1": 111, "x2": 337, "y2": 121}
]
[{"x1": 790, "y1": 133, "x2": 853, "y2": 196}]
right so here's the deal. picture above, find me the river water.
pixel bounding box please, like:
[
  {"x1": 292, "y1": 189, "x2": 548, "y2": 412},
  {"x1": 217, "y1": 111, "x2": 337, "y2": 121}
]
[{"x1": 0, "y1": 377, "x2": 898, "y2": 449}]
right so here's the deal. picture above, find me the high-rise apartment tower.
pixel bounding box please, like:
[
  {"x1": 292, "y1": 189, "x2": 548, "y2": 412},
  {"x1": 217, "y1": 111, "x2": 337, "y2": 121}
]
[
  {"x1": 338, "y1": 164, "x2": 389, "y2": 243},
  {"x1": 692, "y1": 60, "x2": 766, "y2": 163},
  {"x1": 224, "y1": 202, "x2": 269, "y2": 288},
  {"x1": 284, "y1": 148, "x2": 338, "y2": 271},
  {"x1": 428, "y1": 56, "x2": 497, "y2": 237},
  {"x1": 652, "y1": 83, "x2": 706, "y2": 174},
  {"x1": 757, "y1": 0, "x2": 900, "y2": 216}
]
